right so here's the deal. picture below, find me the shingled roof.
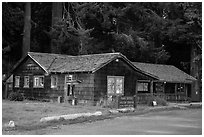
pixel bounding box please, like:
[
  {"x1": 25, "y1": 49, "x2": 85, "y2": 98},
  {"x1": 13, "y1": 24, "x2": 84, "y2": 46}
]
[
  {"x1": 132, "y1": 62, "x2": 196, "y2": 83},
  {"x1": 25, "y1": 52, "x2": 156, "y2": 79},
  {"x1": 28, "y1": 52, "x2": 125, "y2": 73}
]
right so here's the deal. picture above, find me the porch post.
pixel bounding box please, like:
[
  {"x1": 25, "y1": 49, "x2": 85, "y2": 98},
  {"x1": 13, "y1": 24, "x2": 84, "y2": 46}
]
[
  {"x1": 135, "y1": 80, "x2": 138, "y2": 95},
  {"x1": 64, "y1": 84, "x2": 68, "y2": 103},
  {"x1": 175, "y1": 83, "x2": 177, "y2": 101},
  {"x1": 163, "y1": 82, "x2": 166, "y2": 93},
  {"x1": 4, "y1": 83, "x2": 8, "y2": 99},
  {"x1": 184, "y1": 84, "x2": 188, "y2": 100},
  {"x1": 150, "y1": 81, "x2": 154, "y2": 95}
]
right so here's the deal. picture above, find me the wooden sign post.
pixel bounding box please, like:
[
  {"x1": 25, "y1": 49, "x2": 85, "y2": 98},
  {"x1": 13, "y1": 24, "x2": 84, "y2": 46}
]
[{"x1": 117, "y1": 96, "x2": 137, "y2": 108}]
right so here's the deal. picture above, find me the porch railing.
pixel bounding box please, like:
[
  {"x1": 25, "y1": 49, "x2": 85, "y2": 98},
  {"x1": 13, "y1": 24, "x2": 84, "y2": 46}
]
[{"x1": 136, "y1": 93, "x2": 189, "y2": 104}]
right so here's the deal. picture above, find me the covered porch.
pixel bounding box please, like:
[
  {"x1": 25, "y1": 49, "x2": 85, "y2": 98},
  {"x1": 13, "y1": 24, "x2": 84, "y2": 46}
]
[
  {"x1": 136, "y1": 80, "x2": 192, "y2": 103},
  {"x1": 132, "y1": 62, "x2": 196, "y2": 104}
]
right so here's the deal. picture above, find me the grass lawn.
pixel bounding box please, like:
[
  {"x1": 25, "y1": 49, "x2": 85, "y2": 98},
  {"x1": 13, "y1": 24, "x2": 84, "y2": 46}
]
[
  {"x1": 3, "y1": 99, "x2": 194, "y2": 135},
  {"x1": 2, "y1": 99, "x2": 109, "y2": 130}
]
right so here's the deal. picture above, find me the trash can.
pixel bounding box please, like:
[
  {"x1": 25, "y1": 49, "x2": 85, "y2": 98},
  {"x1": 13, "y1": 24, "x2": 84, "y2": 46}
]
[
  {"x1": 72, "y1": 99, "x2": 75, "y2": 105},
  {"x1": 152, "y1": 101, "x2": 157, "y2": 106},
  {"x1": 71, "y1": 97, "x2": 77, "y2": 105},
  {"x1": 58, "y1": 96, "x2": 62, "y2": 103}
]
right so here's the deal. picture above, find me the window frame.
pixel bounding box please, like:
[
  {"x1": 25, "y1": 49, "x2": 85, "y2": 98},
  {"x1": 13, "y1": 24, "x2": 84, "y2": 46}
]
[
  {"x1": 51, "y1": 75, "x2": 58, "y2": 88},
  {"x1": 24, "y1": 76, "x2": 30, "y2": 88},
  {"x1": 65, "y1": 74, "x2": 73, "y2": 83},
  {"x1": 33, "y1": 76, "x2": 44, "y2": 88},
  {"x1": 137, "y1": 82, "x2": 149, "y2": 92},
  {"x1": 14, "y1": 76, "x2": 20, "y2": 88}
]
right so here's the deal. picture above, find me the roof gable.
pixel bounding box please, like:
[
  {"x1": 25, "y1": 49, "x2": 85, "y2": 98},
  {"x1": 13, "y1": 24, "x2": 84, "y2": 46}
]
[
  {"x1": 10, "y1": 54, "x2": 48, "y2": 74},
  {"x1": 27, "y1": 52, "x2": 157, "y2": 79},
  {"x1": 10, "y1": 52, "x2": 158, "y2": 80},
  {"x1": 28, "y1": 52, "x2": 123, "y2": 73},
  {"x1": 132, "y1": 62, "x2": 196, "y2": 83}
]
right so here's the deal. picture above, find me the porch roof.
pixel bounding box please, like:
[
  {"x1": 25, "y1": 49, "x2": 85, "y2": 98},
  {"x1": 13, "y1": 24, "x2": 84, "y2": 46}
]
[{"x1": 132, "y1": 62, "x2": 196, "y2": 83}]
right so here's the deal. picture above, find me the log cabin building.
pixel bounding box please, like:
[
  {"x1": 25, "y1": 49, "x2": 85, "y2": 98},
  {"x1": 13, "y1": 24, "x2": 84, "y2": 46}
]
[
  {"x1": 132, "y1": 62, "x2": 197, "y2": 102},
  {"x1": 10, "y1": 52, "x2": 197, "y2": 105},
  {"x1": 11, "y1": 52, "x2": 156, "y2": 105}
]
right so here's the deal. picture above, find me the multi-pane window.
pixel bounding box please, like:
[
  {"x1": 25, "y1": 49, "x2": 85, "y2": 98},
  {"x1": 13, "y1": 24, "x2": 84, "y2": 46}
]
[
  {"x1": 107, "y1": 76, "x2": 124, "y2": 95},
  {"x1": 68, "y1": 75, "x2": 73, "y2": 81},
  {"x1": 15, "y1": 76, "x2": 20, "y2": 87},
  {"x1": 65, "y1": 75, "x2": 73, "y2": 83},
  {"x1": 51, "y1": 75, "x2": 58, "y2": 88},
  {"x1": 24, "y1": 76, "x2": 29, "y2": 88},
  {"x1": 137, "y1": 82, "x2": 149, "y2": 92},
  {"x1": 34, "y1": 76, "x2": 44, "y2": 88}
]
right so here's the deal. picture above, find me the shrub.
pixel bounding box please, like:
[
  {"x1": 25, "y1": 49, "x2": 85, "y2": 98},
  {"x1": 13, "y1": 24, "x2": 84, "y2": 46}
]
[
  {"x1": 8, "y1": 92, "x2": 24, "y2": 101},
  {"x1": 147, "y1": 96, "x2": 168, "y2": 106},
  {"x1": 100, "y1": 95, "x2": 118, "y2": 108}
]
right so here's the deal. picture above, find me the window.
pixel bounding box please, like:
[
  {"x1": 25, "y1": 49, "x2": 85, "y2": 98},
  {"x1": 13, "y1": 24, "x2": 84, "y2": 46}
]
[
  {"x1": 68, "y1": 75, "x2": 73, "y2": 81},
  {"x1": 51, "y1": 75, "x2": 58, "y2": 88},
  {"x1": 24, "y1": 76, "x2": 29, "y2": 88},
  {"x1": 107, "y1": 76, "x2": 124, "y2": 95},
  {"x1": 15, "y1": 76, "x2": 20, "y2": 87},
  {"x1": 155, "y1": 83, "x2": 164, "y2": 93},
  {"x1": 137, "y1": 82, "x2": 149, "y2": 92},
  {"x1": 65, "y1": 75, "x2": 73, "y2": 83},
  {"x1": 34, "y1": 76, "x2": 44, "y2": 88}
]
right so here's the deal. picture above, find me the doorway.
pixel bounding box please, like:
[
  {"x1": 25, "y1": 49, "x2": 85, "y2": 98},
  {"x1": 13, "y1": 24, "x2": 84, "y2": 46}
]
[
  {"x1": 107, "y1": 76, "x2": 124, "y2": 96},
  {"x1": 67, "y1": 84, "x2": 75, "y2": 96}
]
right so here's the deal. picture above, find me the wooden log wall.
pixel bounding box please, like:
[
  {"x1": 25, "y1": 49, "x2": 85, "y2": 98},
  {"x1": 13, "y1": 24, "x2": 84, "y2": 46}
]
[
  {"x1": 13, "y1": 57, "x2": 50, "y2": 100},
  {"x1": 94, "y1": 58, "x2": 138, "y2": 103},
  {"x1": 74, "y1": 73, "x2": 95, "y2": 105},
  {"x1": 42, "y1": 73, "x2": 95, "y2": 103},
  {"x1": 12, "y1": 56, "x2": 155, "y2": 105},
  {"x1": 48, "y1": 74, "x2": 64, "y2": 101}
]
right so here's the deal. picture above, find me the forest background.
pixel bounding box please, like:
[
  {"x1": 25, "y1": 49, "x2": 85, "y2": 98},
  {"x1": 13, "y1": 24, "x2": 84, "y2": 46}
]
[{"x1": 2, "y1": 2, "x2": 202, "y2": 95}]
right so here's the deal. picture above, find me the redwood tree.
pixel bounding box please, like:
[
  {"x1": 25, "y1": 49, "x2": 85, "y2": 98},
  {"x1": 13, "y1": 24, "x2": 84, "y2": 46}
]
[
  {"x1": 22, "y1": 2, "x2": 31, "y2": 58},
  {"x1": 51, "y1": 2, "x2": 62, "y2": 53}
]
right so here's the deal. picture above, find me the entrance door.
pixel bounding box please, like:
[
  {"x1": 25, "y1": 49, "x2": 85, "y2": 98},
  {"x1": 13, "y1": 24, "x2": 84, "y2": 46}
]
[
  {"x1": 107, "y1": 76, "x2": 124, "y2": 96},
  {"x1": 64, "y1": 84, "x2": 75, "y2": 102},
  {"x1": 67, "y1": 84, "x2": 75, "y2": 96},
  {"x1": 67, "y1": 84, "x2": 71, "y2": 96}
]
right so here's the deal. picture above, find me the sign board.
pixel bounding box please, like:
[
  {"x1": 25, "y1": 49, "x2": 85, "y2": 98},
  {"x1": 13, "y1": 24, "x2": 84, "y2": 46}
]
[{"x1": 118, "y1": 96, "x2": 136, "y2": 108}]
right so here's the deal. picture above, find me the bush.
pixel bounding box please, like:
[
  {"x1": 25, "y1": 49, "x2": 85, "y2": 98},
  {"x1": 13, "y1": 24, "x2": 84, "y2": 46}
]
[
  {"x1": 99, "y1": 95, "x2": 118, "y2": 108},
  {"x1": 8, "y1": 92, "x2": 24, "y2": 101},
  {"x1": 147, "y1": 96, "x2": 168, "y2": 106}
]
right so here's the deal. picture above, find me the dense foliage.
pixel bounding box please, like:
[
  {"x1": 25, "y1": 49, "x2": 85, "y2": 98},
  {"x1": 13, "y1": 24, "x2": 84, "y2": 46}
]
[
  {"x1": 2, "y1": 2, "x2": 202, "y2": 75},
  {"x1": 8, "y1": 91, "x2": 24, "y2": 101}
]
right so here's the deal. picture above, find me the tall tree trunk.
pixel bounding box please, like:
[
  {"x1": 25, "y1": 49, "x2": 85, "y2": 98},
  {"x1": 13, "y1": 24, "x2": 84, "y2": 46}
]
[
  {"x1": 51, "y1": 2, "x2": 62, "y2": 53},
  {"x1": 22, "y1": 2, "x2": 31, "y2": 58},
  {"x1": 190, "y1": 45, "x2": 201, "y2": 102}
]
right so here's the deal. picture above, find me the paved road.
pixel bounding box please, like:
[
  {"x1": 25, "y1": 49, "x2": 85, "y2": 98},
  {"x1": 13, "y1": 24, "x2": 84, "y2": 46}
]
[{"x1": 46, "y1": 109, "x2": 202, "y2": 135}]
